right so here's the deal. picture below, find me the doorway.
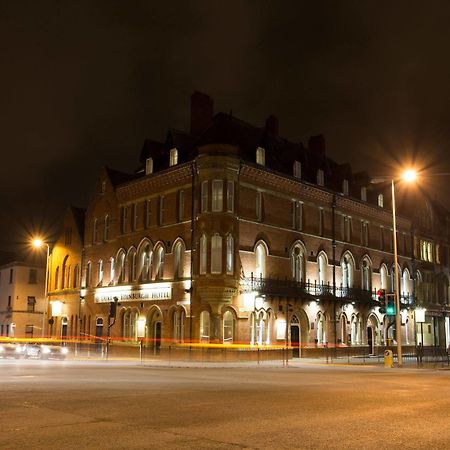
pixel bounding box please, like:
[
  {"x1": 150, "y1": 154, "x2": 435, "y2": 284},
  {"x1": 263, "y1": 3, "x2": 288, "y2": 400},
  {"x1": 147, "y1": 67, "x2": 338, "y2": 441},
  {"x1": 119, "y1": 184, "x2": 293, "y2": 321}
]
[
  {"x1": 290, "y1": 315, "x2": 300, "y2": 358},
  {"x1": 367, "y1": 327, "x2": 373, "y2": 355},
  {"x1": 154, "y1": 321, "x2": 161, "y2": 355}
]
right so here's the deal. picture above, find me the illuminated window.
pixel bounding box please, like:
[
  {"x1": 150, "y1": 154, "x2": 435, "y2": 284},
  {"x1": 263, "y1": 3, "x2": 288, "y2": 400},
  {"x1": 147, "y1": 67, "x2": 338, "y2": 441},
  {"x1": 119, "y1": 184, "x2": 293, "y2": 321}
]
[
  {"x1": 139, "y1": 244, "x2": 152, "y2": 281},
  {"x1": 61, "y1": 255, "x2": 69, "y2": 289},
  {"x1": 341, "y1": 254, "x2": 353, "y2": 289},
  {"x1": 226, "y1": 234, "x2": 234, "y2": 275},
  {"x1": 145, "y1": 157, "x2": 153, "y2": 175},
  {"x1": 291, "y1": 244, "x2": 304, "y2": 282},
  {"x1": 318, "y1": 253, "x2": 326, "y2": 285},
  {"x1": 378, "y1": 194, "x2": 384, "y2": 207},
  {"x1": 361, "y1": 258, "x2": 371, "y2": 291},
  {"x1": 109, "y1": 258, "x2": 115, "y2": 285},
  {"x1": 212, "y1": 180, "x2": 223, "y2": 212},
  {"x1": 255, "y1": 243, "x2": 266, "y2": 278},
  {"x1": 361, "y1": 186, "x2": 367, "y2": 201},
  {"x1": 27, "y1": 297, "x2": 36, "y2": 313},
  {"x1": 200, "y1": 311, "x2": 210, "y2": 342},
  {"x1": 98, "y1": 259, "x2": 103, "y2": 286},
  {"x1": 200, "y1": 234, "x2": 207, "y2": 274},
  {"x1": 85, "y1": 262, "x2": 92, "y2": 288},
  {"x1": 380, "y1": 264, "x2": 388, "y2": 290},
  {"x1": 117, "y1": 251, "x2": 126, "y2": 283},
  {"x1": 211, "y1": 234, "x2": 222, "y2": 274},
  {"x1": 155, "y1": 246, "x2": 165, "y2": 279},
  {"x1": 223, "y1": 311, "x2": 234, "y2": 343},
  {"x1": 169, "y1": 148, "x2": 178, "y2": 166},
  {"x1": 256, "y1": 147, "x2": 265, "y2": 165},
  {"x1": 173, "y1": 241, "x2": 184, "y2": 278},
  {"x1": 127, "y1": 249, "x2": 137, "y2": 282},
  {"x1": 227, "y1": 181, "x2": 234, "y2": 212}
]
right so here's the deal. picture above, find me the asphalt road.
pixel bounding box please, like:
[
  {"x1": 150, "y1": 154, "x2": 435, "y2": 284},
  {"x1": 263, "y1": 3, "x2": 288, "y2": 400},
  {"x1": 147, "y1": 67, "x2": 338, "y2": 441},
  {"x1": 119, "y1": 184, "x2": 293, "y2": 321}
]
[{"x1": 0, "y1": 360, "x2": 449, "y2": 449}]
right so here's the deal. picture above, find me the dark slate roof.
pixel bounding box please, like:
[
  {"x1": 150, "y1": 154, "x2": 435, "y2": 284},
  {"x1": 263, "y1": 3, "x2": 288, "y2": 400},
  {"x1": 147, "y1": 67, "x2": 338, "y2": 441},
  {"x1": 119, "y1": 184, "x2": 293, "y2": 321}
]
[
  {"x1": 106, "y1": 167, "x2": 139, "y2": 186},
  {"x1": 69, "y1": 206, "x2": 86, "y2": 241}
]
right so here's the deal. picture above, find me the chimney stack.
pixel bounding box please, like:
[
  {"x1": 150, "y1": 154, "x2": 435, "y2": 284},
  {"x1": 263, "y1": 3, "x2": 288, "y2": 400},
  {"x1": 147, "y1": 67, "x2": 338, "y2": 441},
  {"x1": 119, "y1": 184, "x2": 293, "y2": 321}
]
[{"x1": 190, "y1": 91, "x2": 214, "y2": 135}]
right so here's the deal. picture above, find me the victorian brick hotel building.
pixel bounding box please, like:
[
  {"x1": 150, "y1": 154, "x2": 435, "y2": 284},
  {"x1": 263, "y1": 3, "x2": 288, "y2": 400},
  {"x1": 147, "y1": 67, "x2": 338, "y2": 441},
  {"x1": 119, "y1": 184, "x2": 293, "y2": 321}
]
[{"x1": 43, "y1": 92, "x2": 450, "y2": 357}]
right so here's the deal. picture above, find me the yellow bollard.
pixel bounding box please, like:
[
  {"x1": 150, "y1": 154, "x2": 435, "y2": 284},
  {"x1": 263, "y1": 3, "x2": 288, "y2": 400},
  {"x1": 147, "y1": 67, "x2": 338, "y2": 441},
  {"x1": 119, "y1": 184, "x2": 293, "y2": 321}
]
[{"x1": 384, "y1": 349, "x2": 394, "y2": 368}]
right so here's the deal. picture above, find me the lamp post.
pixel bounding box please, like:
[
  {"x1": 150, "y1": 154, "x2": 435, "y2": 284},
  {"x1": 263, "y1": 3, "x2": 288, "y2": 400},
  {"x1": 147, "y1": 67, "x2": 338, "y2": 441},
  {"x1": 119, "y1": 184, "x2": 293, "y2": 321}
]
[
  {"x1": 372, "y1": 169, "x2": 417, "y2": 367},
  {"x1": 32, "y1": 238, "x2": 50, "y2": 338}
]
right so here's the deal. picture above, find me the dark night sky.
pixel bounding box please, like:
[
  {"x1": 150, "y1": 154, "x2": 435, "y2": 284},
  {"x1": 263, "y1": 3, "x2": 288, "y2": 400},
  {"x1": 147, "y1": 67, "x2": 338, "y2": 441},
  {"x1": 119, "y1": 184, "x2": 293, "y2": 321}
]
[{"x1": 2, "y1": 0, "x2": 450, "y2": 250}]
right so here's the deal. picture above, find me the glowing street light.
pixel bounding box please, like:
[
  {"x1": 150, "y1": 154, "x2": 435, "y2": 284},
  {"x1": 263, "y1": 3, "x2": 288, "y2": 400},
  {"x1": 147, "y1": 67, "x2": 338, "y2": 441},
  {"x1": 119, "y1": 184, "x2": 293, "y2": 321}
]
[
  {"x1": 372, "y1": 169, "x2": 418, "y2": 367},
  {"x1": 32, "y1": 238, "x2": 50, "y2": 338}
]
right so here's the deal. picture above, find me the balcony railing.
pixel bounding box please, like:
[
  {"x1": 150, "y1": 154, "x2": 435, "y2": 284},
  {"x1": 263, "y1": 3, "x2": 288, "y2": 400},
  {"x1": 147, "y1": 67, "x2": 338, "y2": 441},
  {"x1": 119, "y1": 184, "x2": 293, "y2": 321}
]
[{"x1": 241, "y1": 276, "x2": 415, "y2": 307}]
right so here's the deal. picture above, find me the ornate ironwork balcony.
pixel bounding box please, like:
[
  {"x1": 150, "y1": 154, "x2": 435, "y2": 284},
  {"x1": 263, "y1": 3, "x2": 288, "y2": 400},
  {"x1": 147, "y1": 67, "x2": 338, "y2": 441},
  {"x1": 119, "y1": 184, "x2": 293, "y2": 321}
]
[{"x1": 240, "y1": 276, "x2": 377, "y2": 304}]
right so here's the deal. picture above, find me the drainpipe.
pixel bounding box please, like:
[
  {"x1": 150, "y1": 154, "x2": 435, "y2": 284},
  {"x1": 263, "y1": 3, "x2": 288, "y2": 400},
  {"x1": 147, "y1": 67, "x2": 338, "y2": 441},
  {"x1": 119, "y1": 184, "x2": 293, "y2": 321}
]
[{"x1": 189, "y1": 161, "x2": 197, "y2": 346}]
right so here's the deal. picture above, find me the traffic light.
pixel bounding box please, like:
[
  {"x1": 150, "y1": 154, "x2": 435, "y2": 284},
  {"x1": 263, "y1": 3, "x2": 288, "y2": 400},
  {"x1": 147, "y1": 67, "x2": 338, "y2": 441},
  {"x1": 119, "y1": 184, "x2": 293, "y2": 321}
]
[
  {"x1": 377, "y1": 289, "x2": 386, "y2": 314},
  {"x1": 109, "y1": 298, "x2": 118, "y2": 318},
  {"x1": 386, "y1": 299, "x2": 395, "y2": 316}
]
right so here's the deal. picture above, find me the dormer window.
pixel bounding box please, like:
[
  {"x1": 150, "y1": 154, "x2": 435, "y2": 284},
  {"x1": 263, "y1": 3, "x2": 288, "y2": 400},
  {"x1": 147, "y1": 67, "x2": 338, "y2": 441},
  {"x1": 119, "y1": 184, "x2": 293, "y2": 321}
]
[
  {"x1": 256, "y1": 147, "x2": 265, "y2": 166},
  {"x1": 317, "y1": 169, "x2": 324, "y2": 186},
  {"x1": 169, "y1": 148, "x2": 178, "y2": 167},
  {"x1": 361, "y1": 187, "x2": 367, "y2": 201},
  {"x1": 145, "y1": 157, "x2": 153, "y2": 175},
  {"x1": 293, "y1": 161, "x2": 301, "y2": 179},
  {"x1": 342, "y1": 179, "x2": 349, "y2": 195},
  {"x1": 378, "y1": 194, "x2": 384, "y2": 207}
]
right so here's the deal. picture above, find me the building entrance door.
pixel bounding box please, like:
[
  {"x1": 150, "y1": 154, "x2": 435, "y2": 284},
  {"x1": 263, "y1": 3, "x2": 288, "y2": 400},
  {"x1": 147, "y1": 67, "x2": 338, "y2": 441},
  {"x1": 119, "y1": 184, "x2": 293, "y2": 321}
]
[
  {"x1": 367, "y1": 327, "x2": 373, "y2": 355},
  {"x1": 154, "y1": 321, "x2": 161, "y2": 355},
  {"x1": 291, "y1": 325, "x2": 300, "y2": 357}
]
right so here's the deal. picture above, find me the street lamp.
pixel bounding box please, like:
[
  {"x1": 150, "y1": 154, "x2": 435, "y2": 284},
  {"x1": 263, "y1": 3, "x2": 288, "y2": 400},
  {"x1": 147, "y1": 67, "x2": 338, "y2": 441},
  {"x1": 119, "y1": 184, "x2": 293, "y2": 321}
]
[
  {"x1": 373, "y1": 169, "x2": 417, "y2": 368},
  {"x1": 32, "y1": 238, "x2": 50, "y2": 338}
]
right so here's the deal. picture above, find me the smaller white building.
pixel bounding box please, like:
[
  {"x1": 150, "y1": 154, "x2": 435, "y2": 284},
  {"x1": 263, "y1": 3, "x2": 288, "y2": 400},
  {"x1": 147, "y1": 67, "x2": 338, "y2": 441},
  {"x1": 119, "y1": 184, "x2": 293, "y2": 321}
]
[{"x1": 0, "y1": 252, "x2": 46, "y2": 338}]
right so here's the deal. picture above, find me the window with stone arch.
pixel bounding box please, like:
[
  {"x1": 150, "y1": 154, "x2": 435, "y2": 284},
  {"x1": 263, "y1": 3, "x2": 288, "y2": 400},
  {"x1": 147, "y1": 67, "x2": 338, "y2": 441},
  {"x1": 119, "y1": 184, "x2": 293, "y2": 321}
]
[
  {"x1": 226, "y1": 234, "x2": 234, "y2": 275},
  {"x1": 223, "y1": 310, "x2": 235, "y2": 344},
  {"x1": 154, "y1": 245, "x2": 165, "y2": 279},
  {"x1": 317, "y1": 252, "x2": 327, "y2": 286},
  {"x1": 199, "y1": 234, "x2": 207, "y2": 274},
  {"x1": 380, "y1": 264, "x2": 388, "y2": 290},
  {"x1": 98, "y1": 259, "x2": 104, "y2": 286},
  {"x1": 255, "y1": 241, "x2": 267, "y2": 278},
  {"x1": 341, "y1": 252, "x2": 354, "y2": 290},
  {"x1": 351, "y1": 314, "x2": 362, "y2": 345},
  {"x1": 122, "y1": 309, "x2": 138, "y2": 340},
  {"x1": 138, "y1": 241, "x2": 153, "y2": 282},
  {"x1": 173, "y1": 240, "x2": 184, "y2": 279},
  {"x1": 116, "y1": 249, "x2": 126, "y2": 283},
  {"x1": 316, "y1": 312, "x2": 326, "y2": 345},
  {"x1": 127, "y1": 248, "x2": 137, "y2": 283},
  {"x1": 402, "y1": 268, "x2": 411, "y2": 297},
  {"x1": 361, "y1": 257, "x2": 372, "y2": 291},
  {"x1": 173, "y1": 308, "x2": 185, "y2": 342},
  {"x1": 291, "y1": 242, "x2": 305, "y2": 283},
  {"x1": 211, "y1": 233, "x2": 222, "y2": 274},
  {"x1": 61, "y1": 255, "x2": 69, "y2": 289},
  {"x1": 199, "y1": 310, "x2": 210, "y2": 342}
]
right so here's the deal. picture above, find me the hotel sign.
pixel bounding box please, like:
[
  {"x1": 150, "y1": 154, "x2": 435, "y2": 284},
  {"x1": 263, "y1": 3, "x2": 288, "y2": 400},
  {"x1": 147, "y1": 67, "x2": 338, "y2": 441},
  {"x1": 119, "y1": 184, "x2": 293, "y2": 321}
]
[{"x1": 95, "y1": 283, "x2": 171, "y2": 303}]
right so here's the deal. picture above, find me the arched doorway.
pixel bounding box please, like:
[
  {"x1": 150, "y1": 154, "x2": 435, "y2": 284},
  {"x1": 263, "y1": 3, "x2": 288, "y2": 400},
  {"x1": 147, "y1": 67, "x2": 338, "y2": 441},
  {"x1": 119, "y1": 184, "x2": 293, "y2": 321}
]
[
  {"x1": 290, "y1": 315, "x2": 300, "y2": 357},
  {"x1": 147, "y1": 307, "x2": 163, "y2": 355}
]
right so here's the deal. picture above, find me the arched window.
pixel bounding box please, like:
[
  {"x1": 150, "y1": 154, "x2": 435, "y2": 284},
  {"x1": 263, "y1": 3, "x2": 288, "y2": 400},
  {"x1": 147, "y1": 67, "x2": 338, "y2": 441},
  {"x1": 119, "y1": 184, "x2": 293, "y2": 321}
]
[
  {"x1": 378, "y1": 194, "x2": 384, "y2": 207},
  {"x1": 361, "y1": 258, "x2": 372, "y2": 291},
  {"x1": 139, "y1": 242, "x2": 152, "y2": 282},
  {"x1": 155, "y1": 246, "x2": 165, "y2": 279},
  {"x1": 255, "y1": 242, "x2": 267, "y2": 278},
  {"x1": 98, "y1": 259, "x2": 103, "y2": 286},
  {"x1": 402, "y1": 269, "x2": 410, "y2": 296},
  {"x1": 55, "y1": 266, "x2": 60, "y2": 290},
  {"x1": 415, "y1": 270, "x2": 423, "y2": 302},
  {"x1": 291, "y1": 243, "x2": 305, "y2": 282},
  {"x1": 61, "y1": 255, "x2": 69, "y2": 289},
  {"x1": 317, "y1": 253, "x2": 327, "y2": 285},
  {"x1": 317, "y1": 312, "x2": 326, "y2": 345},
  {"x1": 380, "y1": 264, "x2": 388, "y2": 290},
  {"x1": 173, "y1": 241, "x2": 184, "y2": 279},
  {"x1": 200, "y1": 311, "x2": 210, "y2": 342},
  {"x1": 117, "y1": 250, "x2": 126, "y2": 283},
  {"x1": 211, "y1": 234, "x2": 222, "y2": 274},
  {"x1": 341, "y1": 254, "x2": 354, "y2": 289},
  {"x1": 173, "y1": 309, "x2": 185, "y2": 342},
  {"x1": 73, "y1": 265, "x2": 79, "y2": 288},
  {"x1": 127, "y1": 249, "x2": 137, "y2": 282},
  {"x1": 104, "y1": 215, "x2": 110, "y2": 241},
  {"x1": 256, "y1": 311, "x2": 265, "y2": 345},
  {"x1": 223, "y1": 311, "x2": 234, "y2": 343},
  {"x1": 200, "y1": 234, "x2": 207, "y2": 274},
  {"x1": 226, "y1": 234, "x2": 234, "y2": 275},
  {"x1": 109, "y1": 258, "x2": 115, "y2": 285},
  {"x1": 122, "y1": 310, "x2": 138, "y2": 340},
  {"x1": 85, "y1": 262, "x2": 92, "y2": 288}
]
